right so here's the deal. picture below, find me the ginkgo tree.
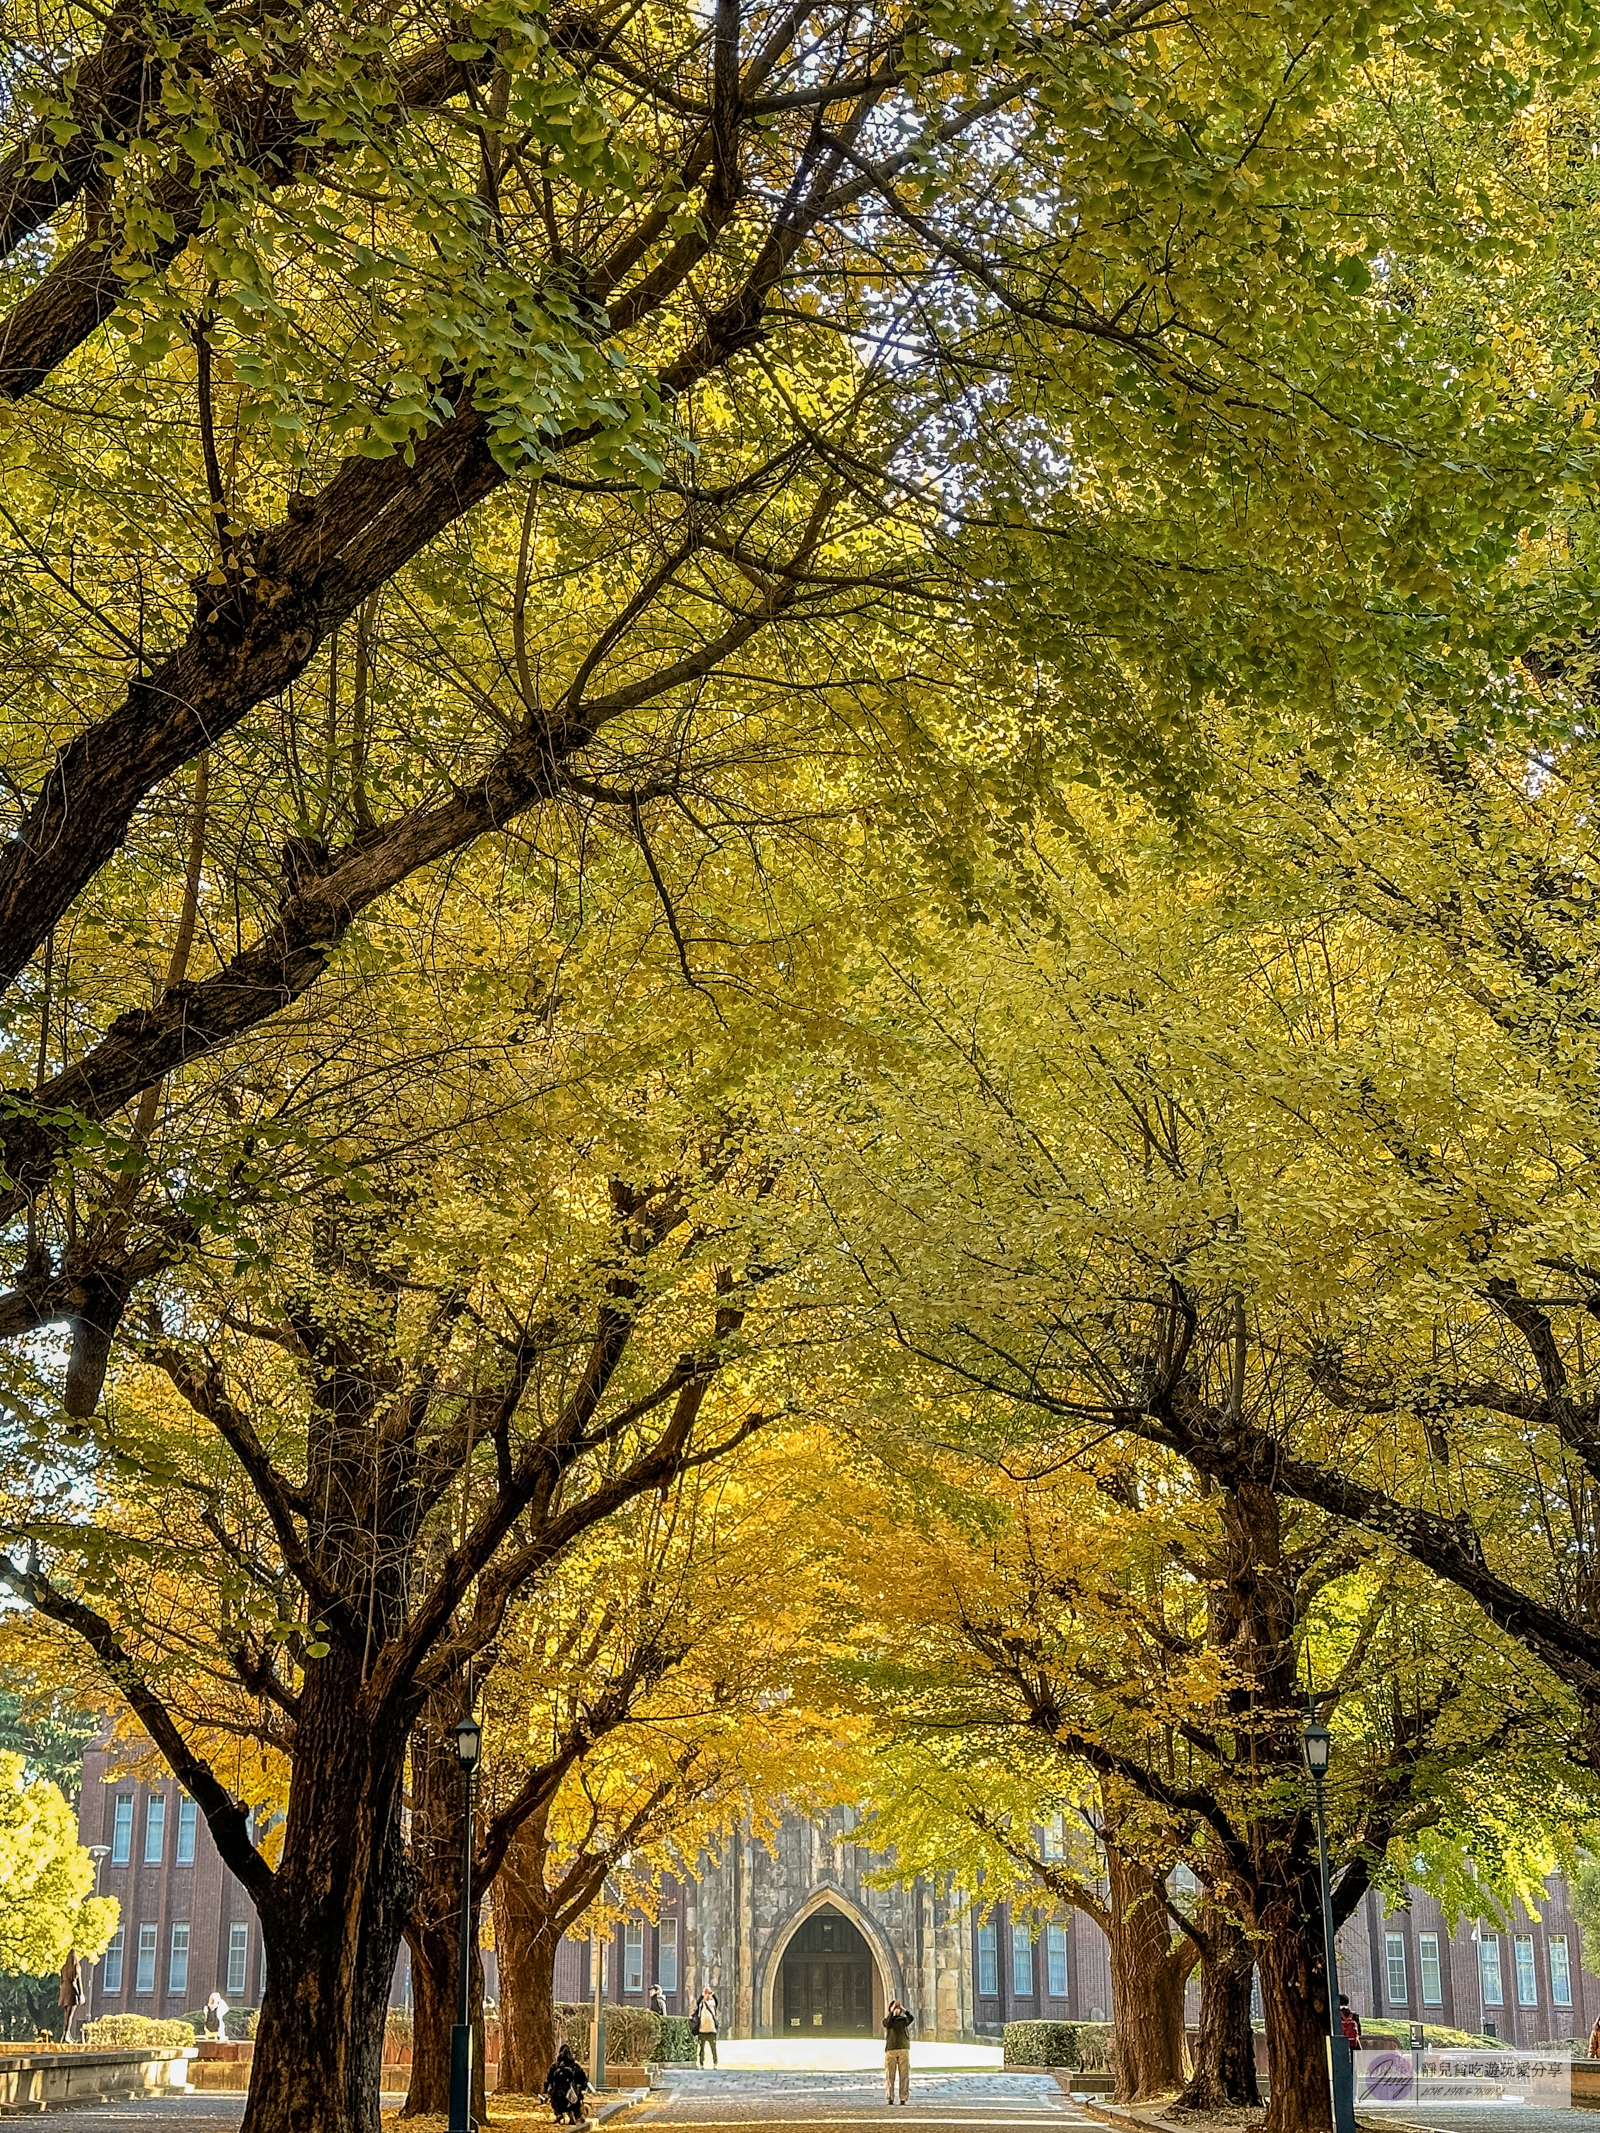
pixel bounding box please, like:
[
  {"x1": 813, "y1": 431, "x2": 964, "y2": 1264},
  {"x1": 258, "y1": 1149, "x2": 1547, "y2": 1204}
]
[
  {"x1": 0, "y1": 0, "x2": 1596, "y2": 1409},
  {"x1": 0, "y1": 1753, "x2": 119, "y2": 1984},
  {"x1": 0, "y1": 863, "x2": 844, "y2": 2133}
]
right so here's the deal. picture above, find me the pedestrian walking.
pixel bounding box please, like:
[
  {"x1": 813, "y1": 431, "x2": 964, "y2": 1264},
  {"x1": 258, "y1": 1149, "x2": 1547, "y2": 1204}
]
[
  {"x1": 544, "y1": 2042, "x2": 590, "y2": 2124},
  {"x1": 1339, "y1": 1996, "x2": 1363, "y2": 2051},
  {"x1": 57, "y1": 1952, "x2": 84, "y2": 2043},
  {"x1": 204, "y1": 1993, "x2": 230, "y2": 2041},
  {"x1": 649, "y1": 1984, "x2": 667, "y2": 2017},
  {"x1": 884, "y1": 1998, "x2": 913, "y2": 2103},
  {"x1": 693, "y1": 1986, "x2": 720, "y2": 2067}
]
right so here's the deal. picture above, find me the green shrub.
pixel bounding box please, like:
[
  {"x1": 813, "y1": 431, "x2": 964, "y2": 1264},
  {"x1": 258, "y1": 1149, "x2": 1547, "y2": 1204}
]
[
  {"x1": 1003, "y1": 2020, "x2": 1114, "y2": 2072},
  {"x1": 80, "y1": 2016, "x2": 195, "y2": 2050},
  {"x1": 553, "y1": 2005, "x2": 687, "y2": 2068},
  {"x1": 655, "y1": 2015, "x2": 696, "y2": 2064},
  {"x1": 1003, "y1": 2021, "x2": 1080, "y2": 2068}
]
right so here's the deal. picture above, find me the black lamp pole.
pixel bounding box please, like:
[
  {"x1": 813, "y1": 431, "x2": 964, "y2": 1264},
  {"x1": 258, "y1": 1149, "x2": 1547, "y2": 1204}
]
[
  {"x1": 1303, "y1": 1719, "x2": 1356, "y2": 2133},
  {"x1": 450, "y1": 1715, "x2": 483, "y2": 2133}
]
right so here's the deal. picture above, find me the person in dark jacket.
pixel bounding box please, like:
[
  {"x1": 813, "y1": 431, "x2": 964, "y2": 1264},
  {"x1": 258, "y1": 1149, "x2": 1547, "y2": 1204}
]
[
  {"x1": 545, "y1": 2044, "x2": 590, "y2": 2124},
  {"x1": 57, "y1": 1952, "x2": 84, "y2": 2043},
  {"x1": 884, "y1": 2000, "x2": 913, "y2": 2103},
  {"x1": 649, "y1": 1984, "x2": 667, "y2": 2017}
]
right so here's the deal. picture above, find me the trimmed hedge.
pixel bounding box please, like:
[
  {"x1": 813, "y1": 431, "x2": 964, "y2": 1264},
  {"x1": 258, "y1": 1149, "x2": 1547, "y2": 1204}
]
[
  {"x1": 1003, "y1": 2021, "x2": 1114, "y2": 2072},
  {"x1": 81, "y1": 2015, "x2": 195, "y2": 2049},
  {"x1": 656, "y1": 2015, "x2": 697, "y2": 2064},
  {"x1": 555, "y1": 2004, "x2": 669, "y2": 2067}
]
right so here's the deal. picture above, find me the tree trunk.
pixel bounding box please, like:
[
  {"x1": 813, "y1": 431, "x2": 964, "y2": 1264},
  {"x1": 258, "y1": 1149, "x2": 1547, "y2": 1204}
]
[
  {"x1": 403, "y1": 1908, "x2": 487, "y2": 2119},
  {"x1": 1106, "y1": 1847, "x2": 1191, "y2": 2101},
  {"x1": 241, "y1": 1660, "x2": 412, "y2": 2133},
  {"x1": 1178, "y1": 1904, "x2": 1259, "y2": 2113},
  {"x1": 493, "y1": 1823, "x2": 565, "y2": 2097},
  {"x1": 1256, "y1": 1867, "x2": 1332, "y2": 2133},
  {"x1": 404, "y1": 1694, "x2": 487, "y2": 2120}
]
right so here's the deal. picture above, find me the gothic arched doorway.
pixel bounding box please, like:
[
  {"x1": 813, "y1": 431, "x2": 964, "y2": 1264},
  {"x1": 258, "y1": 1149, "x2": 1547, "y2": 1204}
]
[{"x1": 778, "y1": 1905, "x2": 877, "y2": 2036}]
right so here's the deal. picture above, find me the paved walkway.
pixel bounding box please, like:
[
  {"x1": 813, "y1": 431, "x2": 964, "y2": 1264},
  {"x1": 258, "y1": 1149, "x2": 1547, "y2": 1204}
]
[
  {"x1": 709, "y1": 2046, "x2": 1005, "y2": 2074},
  {"x1": 635, "y1": 2065, "x2": 1087, "y2": 2125}
]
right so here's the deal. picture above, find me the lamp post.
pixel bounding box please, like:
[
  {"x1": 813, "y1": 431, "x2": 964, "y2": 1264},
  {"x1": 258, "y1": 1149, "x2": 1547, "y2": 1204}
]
[
  {"x1": 76, "y1": 1847, "x2": 110, "y2": 2035},
  {"x1": 1303, "y1": 1720, "x2": 1356, "y2": 2133},
  {"x1": 450, "y1": 1715, "x2": 482, "y2": 2133}
]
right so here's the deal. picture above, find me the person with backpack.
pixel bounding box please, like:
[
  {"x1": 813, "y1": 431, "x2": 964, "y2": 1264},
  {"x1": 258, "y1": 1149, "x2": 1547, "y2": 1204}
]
[
  {"x1": 884, "y1": 1999, "x2": 913, "y2": 2103},
  {"x1": 1339, "y1": 1996, "x2": 1363, "y2": 2051},
  {"x1": 693, "y1": 1986, "x2": 720, "y2": 2067},
  {"x1": 545, "y1": 2042, "x2": 590, "y2": 2124}
]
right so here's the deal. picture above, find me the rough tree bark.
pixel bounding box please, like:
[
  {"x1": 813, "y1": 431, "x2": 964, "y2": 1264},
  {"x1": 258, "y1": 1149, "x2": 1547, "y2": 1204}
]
[
  {"x1": 1105, "y1": 1846, "x2": 1193, "y2": 2101},
  {"x1": 242, "y1": 1652, "x2": 412, "y2": 2133},
  {"x1": 1177, "y1": 1900, "x2": 1258, "y2": 2113},
  {"x1": 493, "y1": 1821, "x2": 572, "y2": 2097},
  {"x1": 1256, "y1": 1863, "x2": 1335, "y2": 2133},
  {"x1": 403, "y1": 1697, "x2": 487, "y2": 2119}
]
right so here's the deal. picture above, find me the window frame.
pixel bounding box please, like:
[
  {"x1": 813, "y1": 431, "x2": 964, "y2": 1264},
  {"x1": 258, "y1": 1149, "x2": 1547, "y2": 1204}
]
[
  {"x1": 623, "y1": 1921, "x2": 644, "y2": 1994},
  {"x1": 135, "y1": 1924, "x2": 158, "y2": 1996},
  {"x1": 658, "y1": 1917, "x2": 678, "y2": 1994},
  {"x1": 228, "y1": 1924, "x2": 249, "y2": 1997},
  {"x1": 1515, "y1": 1934, "x2": 1538, "y2": 2007},
  {"x1": 1046, "y1": 1924, "x2": 1068, "y2": 1999},
  {"x1": 102, "y1": 1928, "x2": 125, "y2": 1995},
  {"x1": 1385, "y1": 1931, "x2": 1408, "y2": 2005},
  {"x1": 1012, "y1": 1921, "x2": 1034, "y2": 1997},
  {"x1": 169, "y1": 1923, "x2": 190, "y2": 1997},
  {"x1": 111, "y1": 1795, "x2": 133, "y2": 1865},
  {"x1": 1418, "y1": 1932, "x2": 1443, "y2": 2007},
  {"x1": 1551, "y1": 1935, "x2": 1574, "y2": 2010},
  {"x1": 143, "y1": 1794, "x2": 165, "y2": 1864},
  {"x1": 977, "y1": 1921, "x2": 998, "y2": 1998},
  {"x1": 1479, "y1": 1935, "x2": 1504, "y2": 2007},
  {"x1": 176, "y1": 1796, "x2": 197, "y2": 1865}
]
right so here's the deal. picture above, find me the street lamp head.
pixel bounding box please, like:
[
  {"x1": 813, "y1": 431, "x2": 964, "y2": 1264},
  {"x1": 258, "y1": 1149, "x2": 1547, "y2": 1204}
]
[
  {"x1": 453, "y1": 1715, "x2": 482, "y2": 1771},
  {"x1": 88, "y1": 1845, "x2": 110, "y2": 1859},
  {"x1": 1303, "y1": 1719, "x2": 1332, "y2": 1778}
]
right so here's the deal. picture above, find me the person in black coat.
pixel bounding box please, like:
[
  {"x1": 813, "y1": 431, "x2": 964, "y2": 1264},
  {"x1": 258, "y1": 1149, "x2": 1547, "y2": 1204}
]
[{"x1": 545, "y1": 2044, "x2": 591, "y2": 2124}]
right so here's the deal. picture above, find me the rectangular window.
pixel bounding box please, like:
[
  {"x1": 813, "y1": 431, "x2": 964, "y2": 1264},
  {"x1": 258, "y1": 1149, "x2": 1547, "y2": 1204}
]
[
  {"x1": 1515, "y1": 1934, "x2": 1538, "y2": 2006},
  {"x1": 623, "y1": 1922, "x2": 644, "y2": 1993},
  {"x1": 169, "y1": 1924, "x2": 189, "y2": 1997},
  {"x1": 1386, "y1": 1932, "x2": 1408, "y2": 2004},
  {"x1": 658, "y1": 1918, "x2": 678, "y2": 1994},
  {"x1": 144, "y1": 1794, "x2": 165, "y2": 1864},
  {"x1": 977, "y1": 1922, "x2": 998, "y2": 1997},
  {"x1": 1419, "y1": 1933, "x2": 1442, "y2": 2007},
  {"x1": 102, "y1": 1928, "x2": 125, "y2": 1994},
  {"x1": 176, "y1": 1797, "x2": 197, "y2": 1865},
  {"x1": 1042, "y1": 1814, "x2": 1066, "y2": 1859},
  {"x1": 111, "y1": 1795, "x2": 133, "y2": 1865},
  {"x1": 1012, "y1": 1922, "x2": 1034, "y2": 1997},
  {"x1": 1480, "y1": 1935, "x2": 1503, "y2": 2007},
  {"x1": 135, "y1": 1925, "x2": 157, "y2": 1996},
  {"x1": 1551, "y1": 1936, "x2": 1574, "y2": 2009},
  {"x1": 227, "y1": 1925, "x2": 249, "y2": 1997},
  {"x1": 1046, "y1": 1925, "x2": 1068, "y2": 1998}
]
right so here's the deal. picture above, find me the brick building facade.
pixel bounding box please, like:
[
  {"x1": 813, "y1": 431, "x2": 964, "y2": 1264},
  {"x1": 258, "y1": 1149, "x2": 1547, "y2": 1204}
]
[
  {"x1": 75, "y1": 1742, "x2": 268, "y2": 2027},
  {"x1": 76, "y1": 1744, "x2": 1600, "y2": 2048}
]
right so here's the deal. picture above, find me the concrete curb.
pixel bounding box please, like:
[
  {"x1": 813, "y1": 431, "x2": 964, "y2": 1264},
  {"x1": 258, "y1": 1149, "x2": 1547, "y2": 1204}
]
[{"x1": 594, "y1": 2091, "x2": 649, "y2": 2121}]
